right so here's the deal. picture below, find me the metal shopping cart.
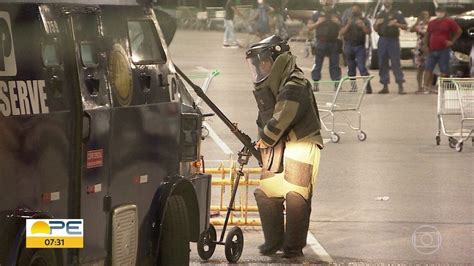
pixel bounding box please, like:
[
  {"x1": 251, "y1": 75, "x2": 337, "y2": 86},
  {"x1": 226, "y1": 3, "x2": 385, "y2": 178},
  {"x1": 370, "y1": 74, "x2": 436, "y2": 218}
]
[
  {"x1": 187, "y1": 70, "x2": 220, "y2": 139},
  {"x1": 314, "y1": 75, "x2": 374, "y2": 143},
  {"x1": 436, "y1": 77, "x2": 474, "y2": 152}
]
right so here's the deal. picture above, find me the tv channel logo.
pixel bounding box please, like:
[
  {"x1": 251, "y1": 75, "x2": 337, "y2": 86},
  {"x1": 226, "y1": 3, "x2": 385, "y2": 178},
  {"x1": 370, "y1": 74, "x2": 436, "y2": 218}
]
[
  {"x1": 26, "y1": 219, "x2": 83, "y2": 248},
  {"x1": 412, "y1": 225, "x2": 442, "y2": 255}
]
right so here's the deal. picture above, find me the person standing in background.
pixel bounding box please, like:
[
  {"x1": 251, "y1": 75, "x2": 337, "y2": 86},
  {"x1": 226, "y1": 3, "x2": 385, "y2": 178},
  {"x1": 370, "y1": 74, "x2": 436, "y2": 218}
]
[
  {"x1": 410, "y1": 10, "x2": 430, "y2": 94},
  {"x1": 223, "y1": 0, "x2": 243, "y2": 48},
  {"x1": 340, "y1": 4, "x2": 373, "y2": 93},
  {"x1": 307, "y1": 0, "x2": 342, "y2": 90},
  {"x1": 423, "y1": 6, "x2": 462, "y2": 93},
  {"x1": 374, "y1": 0, "x2": 407, "y2": 95},
  {"x1": 270, "y1": 2, "x2": 289, "y2": 40},
  {"x1": 253, "y1": 0, "x2": 274, "y2": 40}
]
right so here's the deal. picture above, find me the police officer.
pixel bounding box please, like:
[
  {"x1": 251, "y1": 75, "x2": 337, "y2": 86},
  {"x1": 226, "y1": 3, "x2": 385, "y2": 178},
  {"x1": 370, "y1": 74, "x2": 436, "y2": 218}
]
[
  {"x1": 340, "y1": 3, "x2": 373, "y2": 93},
  {"x1": 307, "y1": 0, "x2": 342, "y2": 88},
  {"x1": 374, "y1": 0, "x2": 407, "y2": 94},
  {"x1": 245, "y1": 35, "x2": 324, "y2": 258}
]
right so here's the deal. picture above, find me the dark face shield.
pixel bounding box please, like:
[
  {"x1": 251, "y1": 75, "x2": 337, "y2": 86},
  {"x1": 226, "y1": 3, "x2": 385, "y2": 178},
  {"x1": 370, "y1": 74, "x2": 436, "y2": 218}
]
[{"x1": 246, "y1": 49, "x2": 274, "y2": 84}]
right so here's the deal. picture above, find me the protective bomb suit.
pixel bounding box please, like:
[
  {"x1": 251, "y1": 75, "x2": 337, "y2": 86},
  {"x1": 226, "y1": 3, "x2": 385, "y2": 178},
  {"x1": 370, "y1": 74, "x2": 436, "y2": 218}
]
[{"x1": 245, "y1": 35, "x2": 324, "y2": 258}]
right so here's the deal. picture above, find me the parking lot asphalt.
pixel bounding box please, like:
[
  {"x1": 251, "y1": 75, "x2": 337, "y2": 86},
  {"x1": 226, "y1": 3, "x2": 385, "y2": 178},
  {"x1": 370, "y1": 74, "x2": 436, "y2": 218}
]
[{"x1": 169, "y1": 29, "x2": 474, "y2": 264}]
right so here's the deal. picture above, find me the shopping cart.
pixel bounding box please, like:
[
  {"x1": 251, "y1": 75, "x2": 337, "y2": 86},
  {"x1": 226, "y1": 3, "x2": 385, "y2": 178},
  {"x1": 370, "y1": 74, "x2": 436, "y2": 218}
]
[
  {"x1": 188, "y1": 70, "x2": 220, "y2": 139},
  {"x1": 314, "y1": 75, "x2": 374, "y2": 143},
  {"x1": 436, "y1": 77, "x2": 474, "y2": 152}
]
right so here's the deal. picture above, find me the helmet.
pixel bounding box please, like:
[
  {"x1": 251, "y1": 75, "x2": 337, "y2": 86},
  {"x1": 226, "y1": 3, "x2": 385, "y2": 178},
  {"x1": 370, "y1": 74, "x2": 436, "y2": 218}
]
[{"x1": 245, "y1": 35, "x2": 290, "y2": 84}]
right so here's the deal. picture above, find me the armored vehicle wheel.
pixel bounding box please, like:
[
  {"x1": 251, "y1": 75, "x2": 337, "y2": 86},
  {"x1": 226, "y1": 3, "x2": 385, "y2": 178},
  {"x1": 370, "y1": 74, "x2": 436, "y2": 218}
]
[
  {"x1": 197, "y1": 224, "x2": 217, "y2": 260},
  {"x1": 331, "y1": 133, "x2": 340, "y2": 143},
  {"x1": 159, "y1": 195, "x2": 190, "y2": 266},
  {"x1": 18, "y1": 248, "x2": 58, "y2": 266},
  {"x1": 357, "y1": 131, "x2": 367, "y2": 141},
  {"x1": 225, "y1": 227, "x2": 244, "y2": 263}
]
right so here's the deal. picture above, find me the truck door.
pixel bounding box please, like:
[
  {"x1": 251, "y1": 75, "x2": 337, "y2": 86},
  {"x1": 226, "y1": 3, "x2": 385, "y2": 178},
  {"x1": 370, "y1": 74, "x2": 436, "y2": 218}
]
[
  {"x1": 99, "y1": 6, "x2": 183, "y2": 264},
  {"x1": 65, "y1": 8, "x2": 111, "y2": 264},
  {"x1": 105, "y1": 6, "x2": 182, "y2": 200}
]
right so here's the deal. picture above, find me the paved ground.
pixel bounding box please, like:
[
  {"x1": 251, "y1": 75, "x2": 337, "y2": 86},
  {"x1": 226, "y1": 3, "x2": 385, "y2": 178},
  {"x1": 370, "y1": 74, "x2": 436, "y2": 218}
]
[{"x1": 169, "y1": 30, "x2": 474, "y2": 264}]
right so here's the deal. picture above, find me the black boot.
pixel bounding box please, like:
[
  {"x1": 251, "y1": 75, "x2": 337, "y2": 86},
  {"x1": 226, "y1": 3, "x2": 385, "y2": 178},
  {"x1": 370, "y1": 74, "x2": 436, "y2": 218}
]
[
  {"x1": 378, "y1": 84, "x2": 389, "y2": 94},
  {"x1": 254, "y1": 189, "x2": 284, "y2": 256},
  {"x1": 366, "y1": 81, "x2": 372, "y2": 94},
  {"x1": 283, "y1": 192, "x2": 311, "y2": 258},
  {"x1": 398, "y1": 83, "x2": 406, "y2": 95}
]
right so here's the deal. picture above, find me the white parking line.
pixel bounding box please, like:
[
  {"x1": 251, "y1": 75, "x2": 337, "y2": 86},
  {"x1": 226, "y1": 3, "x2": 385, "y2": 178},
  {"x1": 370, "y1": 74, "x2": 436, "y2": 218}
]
[
  {"x1": 204, "y1": 121, "x2": 234, "y2": 155},
  {"x1": 307, "y1": 232, "x2": 334, "y2": 263}
]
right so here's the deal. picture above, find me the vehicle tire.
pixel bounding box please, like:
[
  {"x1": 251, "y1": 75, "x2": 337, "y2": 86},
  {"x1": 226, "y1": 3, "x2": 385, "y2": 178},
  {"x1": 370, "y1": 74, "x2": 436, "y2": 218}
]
[
  {"x1": 368, "y1": 48, "x2": 379, "y2": 70},
  {"x1": 18, "y1": 248, "x2": 58, "y2": 266},
  {"x1": 158, "y1": 195, "x2": 190, "y2": 266},
  {"x1": 197, "y1": 224, "x2": 217, "y2": 260},
  {"x1": 224, "y1": 227, "x2": 244, "y2": 263}
]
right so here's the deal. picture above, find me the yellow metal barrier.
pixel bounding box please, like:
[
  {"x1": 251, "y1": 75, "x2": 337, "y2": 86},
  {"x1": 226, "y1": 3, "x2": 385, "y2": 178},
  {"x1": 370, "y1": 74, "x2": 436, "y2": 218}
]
[{"x1": 206, "y1": 163, "x2": 262, "y2": 226}]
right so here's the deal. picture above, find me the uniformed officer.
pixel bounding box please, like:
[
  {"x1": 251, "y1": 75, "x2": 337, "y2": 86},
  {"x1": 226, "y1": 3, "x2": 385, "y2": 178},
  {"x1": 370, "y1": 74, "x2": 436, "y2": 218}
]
[
  {"x1": 374, "y1": 0, "x2": 408, "y2": 94},
  {"x1": 307, "y1": 0, "x2": 342, "y2": 88},
  {"x1": 245, "y1": 35, "x2": 324, "y2": 258},
  {"x1": 340, "y1": 3, "x2": 373, "y2": 93}
]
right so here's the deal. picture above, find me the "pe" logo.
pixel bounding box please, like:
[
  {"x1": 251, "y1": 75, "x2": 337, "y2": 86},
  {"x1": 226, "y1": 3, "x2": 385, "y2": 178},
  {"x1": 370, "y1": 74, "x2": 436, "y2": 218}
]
[{"x1": 0, "y1": 11, "x2": 16, "y2": 76}]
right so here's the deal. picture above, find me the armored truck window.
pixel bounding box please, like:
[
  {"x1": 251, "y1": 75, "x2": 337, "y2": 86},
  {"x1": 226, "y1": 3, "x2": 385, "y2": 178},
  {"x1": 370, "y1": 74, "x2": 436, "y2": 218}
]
[
  {"x1": 41, "y1": 42, "x2": 61, "y2": 67},
  {"x1": 127, "y1": 20, "x2": 166, "y2": 64},
  {"x1": 80, "y1": 42, "x2": 98, "y2": 67}
]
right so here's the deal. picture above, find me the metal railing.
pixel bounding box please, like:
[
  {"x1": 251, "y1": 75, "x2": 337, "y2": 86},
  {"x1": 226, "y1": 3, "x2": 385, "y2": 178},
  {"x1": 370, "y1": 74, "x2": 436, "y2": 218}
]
[{"x1": 206, "y1": 161, "x2": 262, "y2": 226}]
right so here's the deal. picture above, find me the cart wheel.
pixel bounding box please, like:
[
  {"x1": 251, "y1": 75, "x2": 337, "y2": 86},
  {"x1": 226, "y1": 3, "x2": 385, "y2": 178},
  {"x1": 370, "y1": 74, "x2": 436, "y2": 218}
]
[
  {"x1": 201, "y1": 126, "x2": 209, "y2": 138},
  {"x1": 455, "y1": 142, "x2": 463, "y2": 152},
  {"x1": 448, "y1": 137, "x2": 457, "y2": 149},
  {"x1": 225, "y1": 227, "x2": 244, "y2": 263},
  {"x1": 435, "y1": 136, "x2": 440, "y2": 146},
  {"x1": 331, "y1": 133, "x2": 340, "y2": 143},
  {"x1": 197, "y1": 224, "x2": 217, "y2": 260},
  {"x1": 357, "y1": 131, "x2": 367, "y2": 141}
]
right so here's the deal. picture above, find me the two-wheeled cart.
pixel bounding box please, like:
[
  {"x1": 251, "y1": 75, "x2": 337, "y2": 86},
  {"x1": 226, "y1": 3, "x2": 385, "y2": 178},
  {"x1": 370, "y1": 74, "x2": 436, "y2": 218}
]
[
  {"x1": 175, "y1": 66, "x2": 262, "y2": 263},
  {"x1": 436, "y1": 77, "x2": 474, "y2": 152}
]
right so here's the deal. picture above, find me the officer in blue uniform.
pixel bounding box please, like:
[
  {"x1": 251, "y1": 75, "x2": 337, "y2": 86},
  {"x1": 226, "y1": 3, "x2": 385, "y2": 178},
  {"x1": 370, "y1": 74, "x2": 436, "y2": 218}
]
[
  {"x1": 374, "y1": 0, "x2": 408, "y2": 94},
  {"x1": 307, "y1": 0, "x2": 341, "y2": 88},
  {"x1": 340, "y1": 3, "x2": 373, "y2": 93}
]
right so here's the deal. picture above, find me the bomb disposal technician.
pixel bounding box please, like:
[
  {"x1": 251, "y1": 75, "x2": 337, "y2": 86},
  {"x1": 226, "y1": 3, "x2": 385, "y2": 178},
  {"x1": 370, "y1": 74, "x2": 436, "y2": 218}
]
[{"x1": 245, "y1": 36, "x2": 324, "y2": 258}]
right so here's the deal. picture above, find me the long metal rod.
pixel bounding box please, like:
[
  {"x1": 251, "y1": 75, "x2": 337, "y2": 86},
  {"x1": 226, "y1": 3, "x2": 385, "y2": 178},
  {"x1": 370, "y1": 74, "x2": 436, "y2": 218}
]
[
  {"x1": 218, "y1": 164, "x2": 244, "y2": 243},
  {"x1": 174, "y1": 64, "x2": 262, "y2": 165}
]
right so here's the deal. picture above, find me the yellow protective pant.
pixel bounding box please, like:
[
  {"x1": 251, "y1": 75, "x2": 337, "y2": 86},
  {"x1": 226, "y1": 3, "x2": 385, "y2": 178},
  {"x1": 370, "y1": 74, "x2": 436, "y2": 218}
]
[{"x1": 259, "y1": 141, "x2": 321, "y2": 200}]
